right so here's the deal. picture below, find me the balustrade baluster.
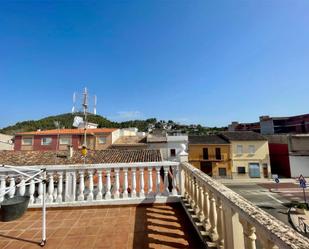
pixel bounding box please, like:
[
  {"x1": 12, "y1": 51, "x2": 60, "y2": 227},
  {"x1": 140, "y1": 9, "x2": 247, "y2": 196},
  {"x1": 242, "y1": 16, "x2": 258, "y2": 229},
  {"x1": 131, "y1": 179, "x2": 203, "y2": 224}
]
[
  {"x1": 78, "y1": 171, "x2": 85, "y2": 201},
  {"x1": 203, "y1": 185, "x2": 210, "y2": 230},
  {"x1": 139, "y1": 168, "x2": 145, "y2": 198},
  {"x1": 114, "y1": 169, "x2": 120, "y2": 199},
  {"x1": 47, "y1": 173, "x2": 54, "y2": 203},
  {"x1": 194, "y1": 178, "x2": 200, "y2": 214},
  {"x1": 184, "y1": 170, "x2": 189, "y2": 199},
  {"x1": 147, "y1": 167, "x2": 153, "y2": 196},
  {"x1": 87, "y1": 170, "x2": 94, "y2": 201},
  {"x1": 171, "y1": 166, "x2": 178, "y2": 195},
  {"x1": 29, "y1": 179, "x2": 35, "y2": 204},
  {"x1": 190, "y1": 175, "x2": 195, "y2": 207},
  {"x1": 0, "y1": 176, "x2": 6, "y2": 202},
  {"x1": 216, "y1": 197, "x2": 225, "y2": 249},
  {"x1": 163, "y1": 166, "x2": 169, "y2": 196},
  {"x1": 57, "y1": 172, "x2": 63, "y2": 203},
  {"x1": 105, "y1": 169, "x2": 111, "y2": 199},
  {"x1": 122, "y1": 168, "x2": 128, "y2": 198},
  {"x1": 209, "y1": 191, "x2": 218, "y2": 241},
  {"x1": 197, "y1": 180, "x2": 204, "y2": 221},
  {"x1": 18, "y1": 176, "x2": 26, "y2": 196},
  {"x1": 96, "y1": 170, "x2": 103, "y2": 200},
  {"x1": 155, "y1": 167, "x2": 161, "y2": 195},
  {"x1": 9, "y1": 177, "x2": 15, "y2": 198},
  {"x1": 240, "y1": 219, "x2": 256, "y2": 249},
  {"x1": 131, "y1": 168, "x2": 137, "y2": 198},
  {"x1": 36, "y1": 177, "x2": 43, "y2": 204}
]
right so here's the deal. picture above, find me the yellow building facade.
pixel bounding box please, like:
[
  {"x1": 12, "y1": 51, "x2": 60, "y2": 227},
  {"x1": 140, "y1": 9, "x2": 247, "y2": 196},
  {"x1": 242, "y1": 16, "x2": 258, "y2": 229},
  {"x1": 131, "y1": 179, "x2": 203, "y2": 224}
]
[{"x1": 188, "y1": 135, "x2": 232, "y2": 178}]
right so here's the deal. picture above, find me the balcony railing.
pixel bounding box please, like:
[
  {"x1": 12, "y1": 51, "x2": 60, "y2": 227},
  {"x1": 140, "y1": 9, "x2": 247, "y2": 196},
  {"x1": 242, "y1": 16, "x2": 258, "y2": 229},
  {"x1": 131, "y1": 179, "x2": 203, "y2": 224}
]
[
  {"x1": 190, "y1": 154, "x2": 228, "y2": 161},
  {"x1": 1, "y1": 161, "x2": 309, "y2": 248},
  {"x1": 0, "y1": 162, "x2": 180, "y2": 207},
  {"x1": 179, "y1": 162, "x2": 309, "y2": 249}
]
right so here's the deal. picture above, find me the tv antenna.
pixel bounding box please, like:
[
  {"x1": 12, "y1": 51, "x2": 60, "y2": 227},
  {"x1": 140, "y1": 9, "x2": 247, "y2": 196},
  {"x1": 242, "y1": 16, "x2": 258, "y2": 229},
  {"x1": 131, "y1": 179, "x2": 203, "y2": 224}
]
[{"x1": 71, "y1": 88, "x2": 97, "y2": 115}]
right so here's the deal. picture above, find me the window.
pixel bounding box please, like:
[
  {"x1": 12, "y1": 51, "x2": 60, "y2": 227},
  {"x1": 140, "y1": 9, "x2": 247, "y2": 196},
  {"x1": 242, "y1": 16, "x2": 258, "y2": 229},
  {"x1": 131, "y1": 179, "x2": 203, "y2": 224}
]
[
  {"x1": 22, "y1": 137, "x2": 33, "y2": 145},
  {"x1": 170, "y1": 149, "x2": 176, "y2": 157},
  {"x1": 218, "y1": 168, "x2": 227, "y2": 176},
  {"x1": 203, "y1": 148, "x2": 208, "y2": 160},
  {"x1": 41, "y1": 137, "x2": 52, "y2": 145},
  {"x1": 59, "y1": 136, "x2": 71, "y2": 145},
  {"x1": 98, "y1": 136, "x2": 106, "y2": 144},
  {"x1": 237, "y1": 167, "x2": 246, "y2": 174},
  {"x1": 215, "y1": 148, "x2": 221, "y2": 160},
  {"x1": 236, "y1": 145, "x2": 243, "y2": 155},
  {"x1": 248, "y1": 145, "x2": 255, "y2": 154}
]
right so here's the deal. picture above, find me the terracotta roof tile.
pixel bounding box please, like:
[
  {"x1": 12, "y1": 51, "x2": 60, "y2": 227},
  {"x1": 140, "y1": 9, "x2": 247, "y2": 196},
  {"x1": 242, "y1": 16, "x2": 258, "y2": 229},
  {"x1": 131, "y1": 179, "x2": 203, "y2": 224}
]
[{"x1": 0, "y1": 149, "x2": 162, "y2": 166}]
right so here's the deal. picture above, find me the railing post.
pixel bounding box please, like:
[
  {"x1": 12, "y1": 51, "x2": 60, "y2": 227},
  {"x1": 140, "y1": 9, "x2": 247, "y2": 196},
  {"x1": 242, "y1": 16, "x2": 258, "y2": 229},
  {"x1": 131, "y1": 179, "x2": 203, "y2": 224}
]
[
  {"x1": 87, "y1": 170, "x2": 94, "y2": 201},
  {"x1": 203, "y1": 185, "x2": 210, "y2": 231},
  {"x1": 240, "y1": 218, "x2": 256, "y2": 249},
  {"x1": 223, "y1": 204, "x2": 245, "y2": 249},
  {"x1": 65, "y1": 170, "x2": 76, "y2": 202},
  {"x1": 163, "y1": 166, "x2": 169, "y2": 196},
  {"x1": 131, "y1": 168, "x2": 137, "y2": 198},
  {"x1": 179, "y1": 165, "x2": 185, "y2": 197},
  {"x1": 209, "y1": 191, "x2": 218, "y2": 241},
  {"x1": 47, "y1": 173, "x2": 54, "y2": 203},
  {"x1": 139, "y1": 168, "x2": 145, "y2": 198},
  {"x1": 29, "y1": 179, "x2": 35, "y2": 204},
  {"x1": 105, "y1": 169, "x2": 111, "y2": 199},
  {"x1": 216, "y1": 197, "x2": 225, "y2": 249},
  {"x1": 18, "y1": 176, "x2": 26, "y2": 196},
  {"x1": 123, "y1": 168, "x2": 128, "y2": 198},
  {"x1": 155, "y1": 167, "x2": 161, "y2": 195},
  {"x1": 197, "y1": 180, "x2": 204, "y2": 221},
  {"x1": 256, "y1": 230, "x2": 279, "y2": 249},
  {"x1": 78, "y1": 171, "x2": 85, "y2": 201},
  {"x1": 114, "y1": 169, "x2": 120, "y2": 199},
  {"x1": 148, "y1": 167, "x2": 153, "y2": 197},
  {"x1": 57, "y1": 172, "x2": 63, "y2": 203},
  {"x1": 36, "y1": 176, "x2": 43, "y2": 204},
  {"x1": 9, "y1": 176, "x2": 15, "y2": 198},
  {"x1": 172, "y1": 165, "x2": 178, "y2": 195},
  {"x1": 96, "y1": 170, "x2": 103, "y2": 200},
  {"x1": 194, "y1": 178, "x2": 200, "y2": 214}
]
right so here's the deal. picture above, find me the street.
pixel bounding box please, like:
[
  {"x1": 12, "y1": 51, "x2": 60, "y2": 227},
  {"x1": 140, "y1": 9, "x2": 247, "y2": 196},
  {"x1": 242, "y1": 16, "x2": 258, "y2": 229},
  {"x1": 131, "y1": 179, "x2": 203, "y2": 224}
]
[{"x1": 225, "y1": 183, "x2": 292, "y2": 227}]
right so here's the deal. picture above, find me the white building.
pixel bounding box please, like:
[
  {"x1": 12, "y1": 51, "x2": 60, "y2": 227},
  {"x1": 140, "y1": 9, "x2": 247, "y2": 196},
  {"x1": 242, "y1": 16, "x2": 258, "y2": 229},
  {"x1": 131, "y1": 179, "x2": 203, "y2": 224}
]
[{"x1": 0, "y1": 133, "x2": 13, "y2": 150}]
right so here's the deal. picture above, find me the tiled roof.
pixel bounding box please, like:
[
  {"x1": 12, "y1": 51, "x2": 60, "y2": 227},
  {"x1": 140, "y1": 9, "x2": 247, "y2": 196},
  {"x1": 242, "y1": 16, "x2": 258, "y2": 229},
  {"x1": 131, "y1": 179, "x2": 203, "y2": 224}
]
[
  {"x1": 15, "y1": 128, "x2": 118, "y2": 136},
  {"x1": 220, "y1": 131, "x2": 267, "y2": 141},
  {"x1": 114, "y1": 136, "x2": 146, "y2": 145},
  {"x1": 0, "y1": 149, "x2": 162, "y2": 166},
  {"x1": 189, "y1": 135, "x2": 229, "y2": 144}
]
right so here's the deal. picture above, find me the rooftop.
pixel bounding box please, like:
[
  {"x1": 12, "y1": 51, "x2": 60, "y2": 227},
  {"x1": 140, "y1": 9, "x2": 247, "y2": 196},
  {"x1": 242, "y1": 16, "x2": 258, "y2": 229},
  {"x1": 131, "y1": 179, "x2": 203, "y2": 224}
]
[
  {"x1": 15, "y1": 128, "x2": 118, "y2": 136},
  {"x1": 220, "y1": 131, "x2": 267, "y2": 141},
  {"x1": 0, "y1": 149, "x2": 162, "y2": 166},
  {"x1": 0, "y1": 204, "x2": 203, "y2": 249},
  {"x1": 188, "y1": 134, "x2": 229, "y2": 145}
]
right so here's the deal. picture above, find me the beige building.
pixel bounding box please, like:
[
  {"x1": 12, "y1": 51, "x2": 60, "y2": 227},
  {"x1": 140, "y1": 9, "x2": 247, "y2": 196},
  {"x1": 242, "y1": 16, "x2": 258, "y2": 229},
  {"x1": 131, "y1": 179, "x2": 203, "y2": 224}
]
[
  {"x1": 221, "y1": 132, "x2": 271, "y2": 179},
  {"x1": 0, "y1": 133, "x2": 13, "y2": 150}
]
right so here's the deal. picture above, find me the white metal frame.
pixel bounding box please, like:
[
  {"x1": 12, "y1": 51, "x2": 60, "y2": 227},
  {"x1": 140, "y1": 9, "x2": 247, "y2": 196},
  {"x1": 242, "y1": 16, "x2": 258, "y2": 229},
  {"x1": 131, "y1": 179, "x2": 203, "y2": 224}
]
[{"x1": 0, "y1": 165, "x2": 47, "y2": 247}]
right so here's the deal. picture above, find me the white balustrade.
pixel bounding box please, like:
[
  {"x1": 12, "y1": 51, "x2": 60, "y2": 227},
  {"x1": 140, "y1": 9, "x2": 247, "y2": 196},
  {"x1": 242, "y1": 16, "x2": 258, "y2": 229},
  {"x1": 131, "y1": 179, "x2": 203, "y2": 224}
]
[
  {"x1": 37, "y1": 177, "x2": 43, "y2": 204},
  {"x1": 87, "y1": 170, "x2": 94, "y2": 201},
  {"x1": 96, "y1": 170, "x2": 103, "y2": 200},
  {"x1": 0, "y1": 176, "x2": 6, "y2": 202},
  {"x1": 105, "y1": 169, "x2": 111, "y2": 199},
  {"x1": 47, "y1": 173, "x2": 54, "y2": 203},
  {"x1": 18, "y1": 176, "x2": 26, "y2": 196},
  {"x1": 131, "y1": 168, "x2": 137, "y2": 198},
  {"x1": 122, "y1": 168, "x2": 128, "y2": 198},
  {"x1": 78, "y1": 171, "x2": 85, "y2": 201},
  {"x1": 163, "y1": 166, "x2": 169, "y2": 196},
  {"x1": 29, "y1": 179, "x2": 35, "y2": 204},
  {"x1": 155, "y1": 167, "x2": 161, "y2": 195},
  {"x1": 139, "y1": 168, "x2": 145, "y2": 198},
  {"x1": 114, "y1": 169, "x2": 120, "y2": 199},
  {"x1": 147, "y1": 167, "x2": 153, "y2": 196},
  {"x1": 8, "y1": 177, "x2": 15, "y2": 198},
  {"x1": 57, "y1": 172, "x2": 63, "y2": 203}
]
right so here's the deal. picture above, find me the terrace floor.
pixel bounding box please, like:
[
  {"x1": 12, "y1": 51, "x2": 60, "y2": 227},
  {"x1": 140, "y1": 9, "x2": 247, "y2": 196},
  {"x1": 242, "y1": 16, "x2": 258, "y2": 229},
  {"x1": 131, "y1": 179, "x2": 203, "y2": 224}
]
[{"x1": 0, "y1": 203, "x2": 204, "y2": 249}]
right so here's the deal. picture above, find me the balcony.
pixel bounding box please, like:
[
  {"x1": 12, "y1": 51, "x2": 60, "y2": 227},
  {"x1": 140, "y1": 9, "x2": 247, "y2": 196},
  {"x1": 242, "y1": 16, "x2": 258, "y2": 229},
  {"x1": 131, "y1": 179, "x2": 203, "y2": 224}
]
[
  {"x1": 0, "y1": 161, "x2": 308, "y2": 249},
  {"x1": 190, "y1": 154, "x2": 229, "y2": 162}
]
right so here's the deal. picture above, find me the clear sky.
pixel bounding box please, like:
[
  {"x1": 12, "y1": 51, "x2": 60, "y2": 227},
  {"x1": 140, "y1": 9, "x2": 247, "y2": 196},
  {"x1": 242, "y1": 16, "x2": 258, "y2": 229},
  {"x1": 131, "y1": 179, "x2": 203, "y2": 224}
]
[{"x1": 1, "y1": 1, "x2": 309, "y2": 128}]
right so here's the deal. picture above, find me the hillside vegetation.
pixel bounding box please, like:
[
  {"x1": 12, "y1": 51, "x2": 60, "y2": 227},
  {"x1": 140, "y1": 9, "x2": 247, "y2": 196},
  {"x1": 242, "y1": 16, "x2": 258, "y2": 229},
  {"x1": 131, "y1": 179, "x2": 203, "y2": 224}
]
[{"x1": 0, "y1": 113, "x2": 225, "y2": 135}]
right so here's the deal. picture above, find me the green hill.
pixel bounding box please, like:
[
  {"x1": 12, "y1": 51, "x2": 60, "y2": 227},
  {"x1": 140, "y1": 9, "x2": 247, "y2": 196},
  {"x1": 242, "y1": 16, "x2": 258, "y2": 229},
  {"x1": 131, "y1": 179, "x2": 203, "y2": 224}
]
[{"x1": 0, "y1": 113, "x2": 225, "y2": 135}]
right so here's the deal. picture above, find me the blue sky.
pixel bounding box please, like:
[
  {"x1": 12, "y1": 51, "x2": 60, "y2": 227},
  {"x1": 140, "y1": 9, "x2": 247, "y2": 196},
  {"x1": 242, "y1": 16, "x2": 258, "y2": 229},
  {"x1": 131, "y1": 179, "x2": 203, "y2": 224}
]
[{"x1": 1, "y1": 1, "x2": 309, "y2": 128}]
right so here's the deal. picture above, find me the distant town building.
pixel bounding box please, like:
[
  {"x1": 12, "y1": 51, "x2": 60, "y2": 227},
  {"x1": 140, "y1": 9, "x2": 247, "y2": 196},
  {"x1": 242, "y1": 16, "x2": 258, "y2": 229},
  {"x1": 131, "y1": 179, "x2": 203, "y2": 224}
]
[
  {"x1": 267, "y1": 134, "x2": 309, "y2": 177},
  {"x1": 228, "y1": 113, "x2": 309, "y2": 135},
  {"x1": 188, "y1": 132, "x2": 271, "y2": 179},
  {"x1": 14, "y1": 128, "x2": 118, "y2": 151},
  {"x1": 0, "y1": 133, "x2": 14, "y2": 150}
]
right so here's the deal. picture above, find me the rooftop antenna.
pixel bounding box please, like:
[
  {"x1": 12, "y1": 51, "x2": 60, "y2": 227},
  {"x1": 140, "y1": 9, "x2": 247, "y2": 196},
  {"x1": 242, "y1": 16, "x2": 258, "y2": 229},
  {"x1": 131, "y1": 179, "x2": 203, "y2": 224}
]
[
  {"x1": 82, "y1": 87, "x2": 88, "y2": 164},
  {"x1": 93, "y1": 95, "x2": 97, "y2": 115},
  {"x1": 72, "y1": 92, "x2": 76, "y2": 113}
]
